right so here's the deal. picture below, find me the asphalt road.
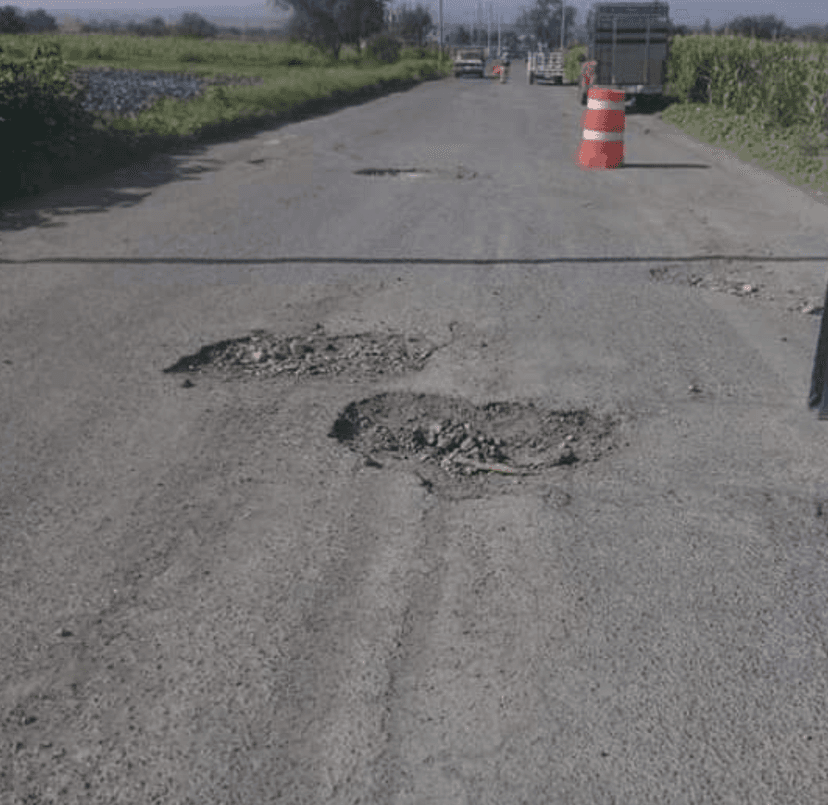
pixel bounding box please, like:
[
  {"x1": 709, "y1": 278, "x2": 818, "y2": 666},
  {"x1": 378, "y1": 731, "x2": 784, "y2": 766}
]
[{"x1": 3, "y1": 74, "x2": 828, "y2": 804}]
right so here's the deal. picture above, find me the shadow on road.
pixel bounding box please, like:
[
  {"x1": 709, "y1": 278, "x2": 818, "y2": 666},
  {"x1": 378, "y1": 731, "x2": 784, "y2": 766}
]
[
  {"x1": 625, "y1": 95, "x2": 681, "y2": 115},
  {"x1": 0, "y1": 72, "x2": 443, "y2": 233},
  {"x1": 622, "y1": 163, "x2": 710, "y2": 169}
]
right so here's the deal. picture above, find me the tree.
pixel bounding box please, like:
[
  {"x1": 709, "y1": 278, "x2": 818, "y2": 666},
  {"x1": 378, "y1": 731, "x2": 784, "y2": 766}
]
[
  {"x1": 83, "y1": 17, "x2": 124, "y2": 34},
  {"x1": 337, "y1": 0, "x2": 384, "y2": 49},
  {"x1": 794, "y1": 23, "x2": 828, "y2": 43},
  {"x1": 452, "y1": 24, "x2": 471, "y2": 45},
  {"x1": 501, "y1": 30, "x2": 519, "y2": 53},
  {"x1": 22, "y1": 8, "x2": 58, "y2": 33},
  {"x1": 391, "y1": 2, "x2": 432, "y2": 46},
  {"x1": 0, "y1": 5, "x2": 27, "y2": 33},
  {"x1": 701, "y1": 17, "x2": 712, "y2": 35},
  {"x1": 174, "y1": 12, "x2": 219, "y2": 38},
  {"x1": 515, "y1": 0, "x2": 576, "y2": 50},
  {"x1": 717, "y1": 14, "x2": 792, "y2": 41},
  {"x1": 269, "y1": 0, "x2": 383, "y2": 60},
  {"x1": 126, "y1": 15, "x2": 170, "y2": 37}
]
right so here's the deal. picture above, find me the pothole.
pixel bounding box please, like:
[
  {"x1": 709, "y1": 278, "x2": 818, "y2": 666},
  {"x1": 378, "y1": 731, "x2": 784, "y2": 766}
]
[
  {"x1": 650, "y1": 266, "x2": 763, "y2": 298},
  {"x1": 354, "y1": 167, "x2": 432, "y2": 176},
  {"x1": 354, "y1": 165, "x2": 478, "y2": 180},
  {"x1": 163, "y1": 325, "x2": 437, "y2": 380},
  {"x1": 329, "y1": 392, "x2": 623, "y2": 496}
]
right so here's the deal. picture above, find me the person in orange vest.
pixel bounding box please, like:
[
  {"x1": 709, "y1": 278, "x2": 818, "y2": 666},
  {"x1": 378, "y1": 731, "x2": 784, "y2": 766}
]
[
  {"x1": 500, "y1": 51, "x2": 509, "y2": 83},
  {"x1": 809, "y1": 281, "x2": 828, "y2": 418}
]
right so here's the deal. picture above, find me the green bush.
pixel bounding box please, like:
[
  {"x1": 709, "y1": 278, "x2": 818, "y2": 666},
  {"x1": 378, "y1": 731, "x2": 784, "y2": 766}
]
[
  {"x1": 402, "y1": 46, "x2": 430, "y2": 60},
  {"x1": 0, "y1": 39, "x2": 148, "y2": 200},
  {"x1": 564, "y1": 45, "x2": 587, "y2": 84},
  {"x1": 365, "y1": 33, "x2": 401, "y2": 64},
  {"x1": 0, "y1": 41, "x2": 99, "y2": 165}
]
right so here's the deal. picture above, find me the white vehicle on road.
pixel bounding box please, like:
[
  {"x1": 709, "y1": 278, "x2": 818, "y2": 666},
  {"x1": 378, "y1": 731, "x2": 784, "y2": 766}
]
[{"x1": 527, "y1": 49, "x2": 565, "y2": 84}]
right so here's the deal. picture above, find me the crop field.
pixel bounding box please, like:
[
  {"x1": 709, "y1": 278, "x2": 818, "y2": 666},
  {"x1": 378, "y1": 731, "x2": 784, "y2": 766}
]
[{"x1": 660, "y1": 34, "x2": 828, "y2": 198}]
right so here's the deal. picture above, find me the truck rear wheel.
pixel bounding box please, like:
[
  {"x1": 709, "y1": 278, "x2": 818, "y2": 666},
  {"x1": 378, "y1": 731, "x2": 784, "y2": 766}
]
[
  {"x1": 528, "y1": 71, "x2": 534, "y2": 84},
  {"x1": 580, "y1": 88, "x2": 588, "y2": 105}
]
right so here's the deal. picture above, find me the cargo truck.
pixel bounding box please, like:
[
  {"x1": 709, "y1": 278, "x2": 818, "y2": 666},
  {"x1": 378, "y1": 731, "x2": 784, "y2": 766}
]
[
  {"x1": 527, "y1": 49, "x2": 565, "y2": 84},
  {"x1": 578, "y1": 2, "x2": 669, "y2": 105}
]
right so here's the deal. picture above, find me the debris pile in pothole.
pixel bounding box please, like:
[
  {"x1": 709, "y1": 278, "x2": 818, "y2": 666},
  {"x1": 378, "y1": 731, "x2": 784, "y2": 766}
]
[
  {"x1": 163, "y1": 326, "x2": 435, "y2": 379},
  {"x1": 788, "y1": 299, "x2": 825, "y2": 315},
  {"x1": 651, "y1": 267, "x2": 763, "y2": 297},
  {"x1": 330, "y1": 392, "x2": 622, "y2": 488}
]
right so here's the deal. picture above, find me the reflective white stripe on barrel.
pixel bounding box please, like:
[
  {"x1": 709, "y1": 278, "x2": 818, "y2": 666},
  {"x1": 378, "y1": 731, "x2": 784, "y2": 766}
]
[
  {"x1": 587, "y1": 98, "x2": 626, "y2": 111},
  {"x1": 582, "y1": 129, "x2": 624, "y2": 141}
]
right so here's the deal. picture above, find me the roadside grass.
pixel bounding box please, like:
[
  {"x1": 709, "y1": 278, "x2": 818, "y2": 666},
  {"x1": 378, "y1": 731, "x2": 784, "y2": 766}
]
[
  {"x1": 1, "y1": 33, "x2": 452, "y2": 203},
  {"x1": 661, "y1": 99, "x2": 828, "y2": 197}
]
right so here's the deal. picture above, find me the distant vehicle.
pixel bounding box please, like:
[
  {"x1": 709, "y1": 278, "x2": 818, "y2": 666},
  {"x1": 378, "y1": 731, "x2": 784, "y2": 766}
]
[
  {"x1": 579, "y1": 2, "x2": 670, "y2": 105},
  {"x1": 527, "y1": 49, "x2": 565, "y2": 84},
  {"x1": 453, "y1": 47, "x2": 486, "y2": 78}
]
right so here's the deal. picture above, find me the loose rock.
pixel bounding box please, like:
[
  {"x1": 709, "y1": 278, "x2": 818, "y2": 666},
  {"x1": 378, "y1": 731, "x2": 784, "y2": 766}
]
[
  {"x1": 163, "y1": 327, "x2": 436, "y2": 379},
  {"x1": 329, "y1": 392, "x2": 623, "y2": 496}
]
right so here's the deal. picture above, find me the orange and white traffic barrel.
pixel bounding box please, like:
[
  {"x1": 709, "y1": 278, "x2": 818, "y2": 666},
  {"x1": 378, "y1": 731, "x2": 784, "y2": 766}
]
[{"x1": 576, "y1": 87, "x2": 625, "y2": 170}]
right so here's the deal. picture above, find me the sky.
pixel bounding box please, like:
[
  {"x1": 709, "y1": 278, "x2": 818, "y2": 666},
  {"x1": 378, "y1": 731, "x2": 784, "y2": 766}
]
[{"x1": 11, "y1": 0, "x2": 828, "y2": 32}]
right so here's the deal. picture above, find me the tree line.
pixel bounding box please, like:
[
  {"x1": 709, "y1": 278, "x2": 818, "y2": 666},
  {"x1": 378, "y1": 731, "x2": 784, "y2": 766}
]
[
  {"x1": 0, "y1": 2, "x2": 438, "y2": 60},
  {"x1": 3, "y1": 2, "x2": 828, "y2": 60},
  {"x1": 0, "y1": 6, "x2": 265, "y2": 39}
]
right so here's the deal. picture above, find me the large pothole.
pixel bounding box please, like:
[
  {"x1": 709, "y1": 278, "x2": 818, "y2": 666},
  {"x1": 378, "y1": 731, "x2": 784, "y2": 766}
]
[
  {"x1": 329, "y1": 392, "x2": 624, "y2": 496},
  {"x1": 163, "y1": 326, "x2": 436, "y2": 380}
]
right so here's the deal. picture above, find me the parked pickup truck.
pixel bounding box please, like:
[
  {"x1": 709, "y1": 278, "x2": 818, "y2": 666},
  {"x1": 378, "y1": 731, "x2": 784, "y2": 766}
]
[
  {"x1": 453, "y1": 47, "x2": 486, "y2": 78},
  {"x1": 579, "y1": 2, "x2": 669, "y2": 105},
  {"x1": 527, "y1": 50, "x2": 565, "y2": 85}
]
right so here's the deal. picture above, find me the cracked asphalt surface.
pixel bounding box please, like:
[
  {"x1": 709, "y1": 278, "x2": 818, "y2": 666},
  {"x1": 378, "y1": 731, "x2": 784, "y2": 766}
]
[{"x1": 3, "y1": 76, "x2": 828, "y2": 803}]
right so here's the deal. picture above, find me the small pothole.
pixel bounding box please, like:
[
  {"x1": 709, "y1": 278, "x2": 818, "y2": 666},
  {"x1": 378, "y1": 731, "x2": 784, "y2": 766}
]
[
  {"x1": 650, "y1": 266, "x2": 763, "y2": 298},
  {"x1": 329, "y1": 392, "x2": 623, "y2": 496},
  {"x1": 354, "y1": 165, "x2": 478, "y2": 180},
  {"x1": 163, "y1": 326, "x2": 436, "y2": 379},
  {"x1": 354, "y1": 167, "x2": 431, "y2": 176}
]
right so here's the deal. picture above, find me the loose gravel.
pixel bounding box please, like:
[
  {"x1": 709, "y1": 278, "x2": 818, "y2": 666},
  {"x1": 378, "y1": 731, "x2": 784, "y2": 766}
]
[
  {"x1": 163, "y1": 326, "x2": 437, "y2": 381},
  {"x1": 649, "y1": 264, "x2": 827, "y2": 313},
  {"x1": 330, "y1": 392, "x2": 624, "y2": 497}
]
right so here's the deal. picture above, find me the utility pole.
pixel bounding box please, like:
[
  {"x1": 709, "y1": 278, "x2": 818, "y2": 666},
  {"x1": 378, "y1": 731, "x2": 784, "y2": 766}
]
[
  {"x1": 498, "y1": 11, "x2": 501, "y2": 56},
  {"x1": 560, "y1": 2, "x2": 565, "y2": 50},
  {"x1": 487, "y1": 3, "x2": 491, "y2": 58},
  {"x1": 439, "y1": 0, "x2": 443, "y2": 60}
]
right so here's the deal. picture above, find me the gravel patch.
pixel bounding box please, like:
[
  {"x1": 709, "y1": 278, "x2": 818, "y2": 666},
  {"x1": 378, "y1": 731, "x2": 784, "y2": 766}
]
[
  {"x1": 648, "y1": 264, "x2": 828, "y2": 314},
  {"x1": 330, "y1": 392, "x2": 624, "y2": 497},
  {"x1": 162, "y1": 325, "x2": 437, "y2": 381}
]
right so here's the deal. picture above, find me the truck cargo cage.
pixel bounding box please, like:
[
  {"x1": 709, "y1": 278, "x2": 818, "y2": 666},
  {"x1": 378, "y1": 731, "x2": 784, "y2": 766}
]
[
  {"x1": 527, "y1": 50, "x2": 565, "y2": 84},
  {"x1": 582, "y1": 1, "x2": 669, "y2": 101}
]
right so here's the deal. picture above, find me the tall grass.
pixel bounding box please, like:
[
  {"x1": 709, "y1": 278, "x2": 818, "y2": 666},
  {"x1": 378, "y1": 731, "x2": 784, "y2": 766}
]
[{"x1": 662, "y1": 34, "x2": 828, "y2": 194}]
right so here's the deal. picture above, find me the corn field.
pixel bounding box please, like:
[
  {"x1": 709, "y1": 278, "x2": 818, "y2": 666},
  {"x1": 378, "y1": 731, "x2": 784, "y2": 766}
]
[{"x1": 668, "y1": 34, "x2": 828, "y2": 136}]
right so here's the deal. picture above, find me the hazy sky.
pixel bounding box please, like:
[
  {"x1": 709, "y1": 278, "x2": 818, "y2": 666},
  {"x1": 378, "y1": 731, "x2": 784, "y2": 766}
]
[{"x1": 12, "y1": 0, "x2": 828, "y2": 30}]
